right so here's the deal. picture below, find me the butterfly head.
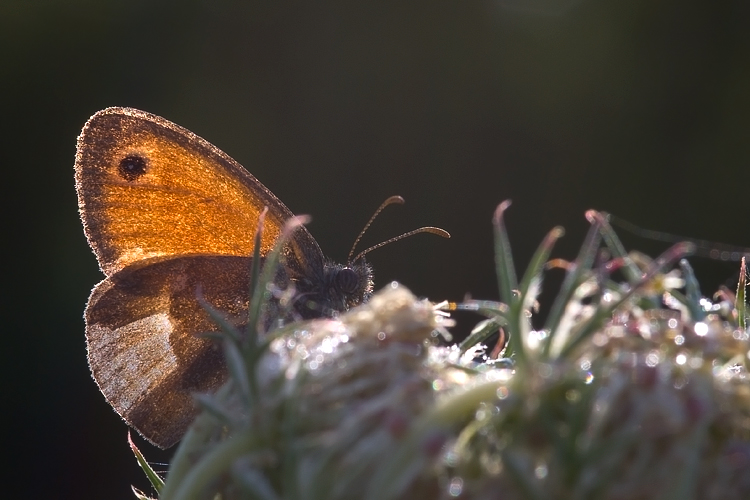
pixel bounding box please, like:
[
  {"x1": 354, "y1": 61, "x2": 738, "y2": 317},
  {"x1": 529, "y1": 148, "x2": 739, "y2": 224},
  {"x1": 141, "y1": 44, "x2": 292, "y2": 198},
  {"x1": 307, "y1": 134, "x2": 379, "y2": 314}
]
[
  {"x1": 289, "y1": 196, "x2": 449, "y2": 319},
  {"x1": 295, "y1": 258, "x2": 373, "y2": 317}
]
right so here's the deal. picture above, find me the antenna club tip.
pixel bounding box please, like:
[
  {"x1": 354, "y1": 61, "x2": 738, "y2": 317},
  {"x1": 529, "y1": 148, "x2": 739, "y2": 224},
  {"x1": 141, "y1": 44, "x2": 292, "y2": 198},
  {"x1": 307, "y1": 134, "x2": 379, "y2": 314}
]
[{"x1": 425, "y1": 227, "x2": 451, "y2": 239}]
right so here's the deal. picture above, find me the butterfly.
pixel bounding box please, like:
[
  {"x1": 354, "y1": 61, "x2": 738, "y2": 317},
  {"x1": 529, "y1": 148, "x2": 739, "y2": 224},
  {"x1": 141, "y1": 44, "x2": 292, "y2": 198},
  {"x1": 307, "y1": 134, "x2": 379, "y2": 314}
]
[{"x1": 75, "y1": 107, "x2": 448, "y2": 448}]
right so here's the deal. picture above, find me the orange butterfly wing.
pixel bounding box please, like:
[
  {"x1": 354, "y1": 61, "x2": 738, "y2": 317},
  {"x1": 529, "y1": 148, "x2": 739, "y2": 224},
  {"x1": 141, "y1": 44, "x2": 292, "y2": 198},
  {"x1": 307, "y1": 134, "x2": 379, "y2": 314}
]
[
  {"x1": 75, "y1": 107, "x2": 323, "y2": 276},
  {"x1": 75, "y1": 108, "x2": 325, "y2": 448}
]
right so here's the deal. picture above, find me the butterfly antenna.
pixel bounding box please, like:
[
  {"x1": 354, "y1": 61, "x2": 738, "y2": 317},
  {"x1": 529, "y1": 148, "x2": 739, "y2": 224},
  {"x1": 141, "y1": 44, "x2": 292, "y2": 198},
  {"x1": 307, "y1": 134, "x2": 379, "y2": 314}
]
[
  {"x1": 351, "y1": 227, "x2": 450, "y2": 264},
  {"x1": 347, "y1": 195, "x2": 406, "y2": 262}
]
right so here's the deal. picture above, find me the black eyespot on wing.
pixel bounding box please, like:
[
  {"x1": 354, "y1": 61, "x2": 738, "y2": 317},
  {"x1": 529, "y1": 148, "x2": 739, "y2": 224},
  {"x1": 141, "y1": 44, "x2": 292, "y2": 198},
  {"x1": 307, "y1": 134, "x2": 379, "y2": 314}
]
[
  {"x1": 335, "y1": 267, "x2": 360, "y2": 294},
  {"x1": 118, "y1": 155, "x2": 148, "y2": 181}
]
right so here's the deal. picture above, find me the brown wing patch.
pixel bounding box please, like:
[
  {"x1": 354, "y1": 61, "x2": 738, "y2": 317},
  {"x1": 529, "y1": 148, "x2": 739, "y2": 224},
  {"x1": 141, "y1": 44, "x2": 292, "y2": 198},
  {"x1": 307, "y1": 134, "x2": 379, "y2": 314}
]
[{"x1": 85, "y1": 255, "x2": 251, "y2": 448}]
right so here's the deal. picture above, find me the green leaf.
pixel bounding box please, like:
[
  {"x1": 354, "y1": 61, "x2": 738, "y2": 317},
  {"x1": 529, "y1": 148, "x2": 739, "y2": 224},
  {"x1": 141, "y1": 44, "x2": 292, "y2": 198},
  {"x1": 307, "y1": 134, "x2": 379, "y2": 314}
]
[
  {"x1": 737, "y1": 257, "x2": 747, "y2": 332},
  {"x1": 129, "y1": 432, "x2": 164, "y2": 494}
]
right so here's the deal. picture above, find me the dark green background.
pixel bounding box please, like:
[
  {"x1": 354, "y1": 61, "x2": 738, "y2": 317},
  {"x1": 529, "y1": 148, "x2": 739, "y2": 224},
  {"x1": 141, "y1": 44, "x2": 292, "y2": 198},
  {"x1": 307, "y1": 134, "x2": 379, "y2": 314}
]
[{"x1": 3, "y1": 1, "x2": 749, "y2": 498}]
